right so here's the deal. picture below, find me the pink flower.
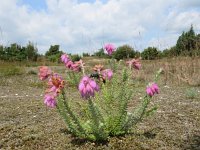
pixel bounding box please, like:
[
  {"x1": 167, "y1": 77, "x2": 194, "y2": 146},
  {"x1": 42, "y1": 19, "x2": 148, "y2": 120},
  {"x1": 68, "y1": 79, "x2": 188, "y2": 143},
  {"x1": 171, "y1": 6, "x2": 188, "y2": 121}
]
[
  {"x1": 146, "y1": 87, "x2": 154, "y2": 97},
  {"x1": 44, "y1": 94, "x2": 57, "y2": 108},
  {"x1": 104, "y1": 43, "x2": 115, "y2": 55},
  {"x1": 43, "y1": 73, "x2": 64, "y2": 108},
  {"x1": 65, "y1": 60, "x2": 73, "y2": 69},
  {"x1": 126, "y1": 59, "x2": 141, "y2": 70},
  {"x1": 151, "y1": 83, "x2": 159, "y2": 94},
  {"x1": 47, "y1": 73, "x2": 65, "y2": 94},
  {"x1": 146, "y1": 83, "x2": 159, "y2": 97},
  {"x1": 78, "y1": 76, "x2": 99, "y2": 99},
  {"x1": 61, "y1": 54, "x2": 70, "y2": 64},
  {"x1": 71, "y1": 60, "x2": 84, "y2": 72},
  {"x1": 102, "y1": 69, "x2": 113, "y2": 80},
  {"x1": 61, "y1": 53, "x2": 84, "y2": 72},
  {"x1": 61, "y1": 53, "x2": 73, "y2": 69},
  {"x1": 38, "y1": 66, "x2": 52, "y2": 80}
]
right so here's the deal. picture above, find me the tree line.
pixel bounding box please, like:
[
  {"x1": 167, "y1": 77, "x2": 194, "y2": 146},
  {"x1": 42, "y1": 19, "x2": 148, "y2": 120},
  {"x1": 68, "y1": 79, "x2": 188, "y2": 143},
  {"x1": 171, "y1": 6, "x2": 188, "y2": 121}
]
[
  {"x1": 0, "y1": 25, "x2": 199, "y2": 62},
  {"x1": 94, "y1": 25, "x2": 200, "y2": 60},
  {"x1": 0, "y1": 42, "x2": 38, "y2": 61}
]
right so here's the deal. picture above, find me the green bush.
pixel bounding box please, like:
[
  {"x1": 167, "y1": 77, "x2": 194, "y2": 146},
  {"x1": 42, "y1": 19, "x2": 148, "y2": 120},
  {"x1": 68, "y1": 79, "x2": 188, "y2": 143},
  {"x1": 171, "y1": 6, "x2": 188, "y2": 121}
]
[
  {"x1": 113, "y1": 45, "x2": 135, "y2": 61},
  {"x1": 71, "y1": 54, "x2": 82, "y2": 62},
  {"x1": 93, "y1": 48, "x2": 110, "y2": 58},
  {"x1": 82, "y1": 53, "x2": 90, "y2": 57},
  {"x1": 141, "y1": 47, "x2": 160, "y2": 60},
  {"x1": 0, "y1": 42, "x2": 38, "y2": 61},
  {"x1": 47, "y1": 53, "x2": 61, "y2": 63},
  {"x1": 185, "y1": 88, "x2": 198, "y2": 99}
]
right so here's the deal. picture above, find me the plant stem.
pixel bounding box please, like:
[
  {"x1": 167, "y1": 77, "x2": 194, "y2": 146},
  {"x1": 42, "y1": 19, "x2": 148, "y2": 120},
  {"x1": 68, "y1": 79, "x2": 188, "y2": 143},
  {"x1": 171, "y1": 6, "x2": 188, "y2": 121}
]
[{"x1": 61, "y1": 90, "x2": 86, "y2": 137}]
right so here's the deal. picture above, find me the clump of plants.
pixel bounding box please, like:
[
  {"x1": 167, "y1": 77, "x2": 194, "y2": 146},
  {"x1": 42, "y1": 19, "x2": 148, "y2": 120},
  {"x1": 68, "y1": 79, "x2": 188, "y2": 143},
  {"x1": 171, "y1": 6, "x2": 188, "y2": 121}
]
[
  {"x1": 0, "y1": 65, "x2": 24, "y2": 77},
  {"x1": 185, "y1": 88, "x2": 198, "y2": 99},
  {"x1": 38, "y1": 43, "x2": 161, "y2": 141}
]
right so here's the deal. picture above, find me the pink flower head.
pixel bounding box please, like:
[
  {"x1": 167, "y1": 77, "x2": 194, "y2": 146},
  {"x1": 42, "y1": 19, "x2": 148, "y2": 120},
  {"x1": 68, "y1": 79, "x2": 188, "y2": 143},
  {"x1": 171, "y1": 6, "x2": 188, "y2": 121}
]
[
  {"x1": 44, "y1": 94, "x2": 57, "y2": 108},
  {"x1": 102, "y1": 69, "x2": 113, "y2": 80},
  {"x1": 61, "y1": 53, "x2": 73, "y2": 69},
  {"x1": 146, "y1": 83, "x2": 159, "y2": 97},
  {"x1": 78, "y1": 76, "x2": 99, "y2": 99},
  {"x1": 71, "y1": 59, "x2": 84, "y2": 72},
  {"x1": 47, "y1": 73, "x2": 65, "y2": 94},
  {"x1": 126, "y1": 59, "x2": 141, "y2": 70},
  {"x1": 61, "y1": 54, "x2": 70, "y2": 64},
  {"x1": 65, "y1": 60, "x2": 73, "y2": 69},
  {"x1": 104, "y1": 43, "x2": 115, "y2": 55},
  {"x1": 38, "y1": 66, "x2": 52, "y2": 80},
  {"x1": 146, "y1": 87, "x2": 154, "y2": 97},
  {"x1": 151, "y1": 83, "x2": 159, "y2": 94}
]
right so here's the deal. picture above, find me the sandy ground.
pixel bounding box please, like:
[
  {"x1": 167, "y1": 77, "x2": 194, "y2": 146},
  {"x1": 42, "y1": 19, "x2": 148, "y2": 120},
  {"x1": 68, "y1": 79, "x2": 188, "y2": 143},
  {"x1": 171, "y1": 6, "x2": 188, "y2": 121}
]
[{"x1": 0, "y1": 72, "x2": 200, "y2": 150}]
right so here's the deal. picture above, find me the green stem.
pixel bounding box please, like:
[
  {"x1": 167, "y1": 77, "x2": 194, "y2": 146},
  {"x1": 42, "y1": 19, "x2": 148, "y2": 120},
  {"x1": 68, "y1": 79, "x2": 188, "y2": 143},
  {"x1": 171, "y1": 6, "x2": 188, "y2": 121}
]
[
  {"x1": 61, "y1": 90, "x2": 86, "y2": 137},
  {"x1": 123, "y1": 96, "x2": 151, "y2": 131},
  {"x1": 56, "y1": 99, "x2": 77, "y2": 135},
  {"x1": 88, "y1": 98, "x2": 106, "y2": 140}
]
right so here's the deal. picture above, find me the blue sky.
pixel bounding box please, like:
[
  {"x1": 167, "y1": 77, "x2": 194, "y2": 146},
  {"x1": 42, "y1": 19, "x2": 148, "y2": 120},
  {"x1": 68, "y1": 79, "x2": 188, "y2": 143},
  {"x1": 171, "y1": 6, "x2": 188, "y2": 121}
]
[
  {"x1": 19, "y1": 0, "x2": 108, "y2": 10},
  {"x1": 0, "y1": 0, "x2": 200, "y2": 54},
  {"x1": 19, "y1": 0, "x2": 47, "y2": 10}
]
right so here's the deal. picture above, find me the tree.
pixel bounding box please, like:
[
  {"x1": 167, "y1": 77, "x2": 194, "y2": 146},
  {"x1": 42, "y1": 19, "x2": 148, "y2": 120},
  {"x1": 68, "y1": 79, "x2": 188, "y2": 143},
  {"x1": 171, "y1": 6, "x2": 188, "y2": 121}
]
[
  {"x1": 94, "y1": 48, "x2": 107, "y2": 58},
  {"x1": 45, "y1": 45, "x2": 63, "y2": 62},
  {"x1": 26, "y1": 42, "x2": 38, "y2": 61},
  {"x1": 82, "y1": 52, "x2": 90, "y2": 57},
  {"x1": 0, "y1": 42, "x2": 38, "y2": 61},
  {"x1": 175, "y1": 25, "x2": 198, "y2": 56},
  {"x1": 141, "y1": 47, "x2": 159, "y2": 60},
  {"x1": 113, "y1": 45, "x2": 135, "y2": 60},
  {"x1": 45, "y1": 45, "x2": 60, "y2": 56},
  {"x1": 0, "y1": 45, "x2": 4, "y2": 60}
]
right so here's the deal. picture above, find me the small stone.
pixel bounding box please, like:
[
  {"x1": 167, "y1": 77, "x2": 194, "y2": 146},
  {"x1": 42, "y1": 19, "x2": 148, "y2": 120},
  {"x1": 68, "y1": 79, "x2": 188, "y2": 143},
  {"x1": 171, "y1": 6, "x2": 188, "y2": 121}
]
[{"x1": 164, "y1": 85, "x2": 170, "y2": 88}]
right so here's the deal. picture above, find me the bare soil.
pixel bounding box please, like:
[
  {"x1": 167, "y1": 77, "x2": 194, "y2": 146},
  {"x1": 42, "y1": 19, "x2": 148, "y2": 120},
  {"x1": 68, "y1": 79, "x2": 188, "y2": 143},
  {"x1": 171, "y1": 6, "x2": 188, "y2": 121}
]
[{"x1": 0, "y1": 66, "x2": 200, "y2": 150}]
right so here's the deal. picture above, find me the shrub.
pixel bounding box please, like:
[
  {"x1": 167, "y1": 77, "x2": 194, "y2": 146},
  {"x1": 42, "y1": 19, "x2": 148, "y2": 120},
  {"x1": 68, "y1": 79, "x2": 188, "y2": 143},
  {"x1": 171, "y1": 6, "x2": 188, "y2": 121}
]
[
  {"x1": 47, "y1": 53, "x2": 61, "y2": 63},
  {"x1": 141, "y1": 47, "x2": 160, "y2": 60},
  {"x1": 93, "y1": 48, "x2": 110, "y2": 58},
  {"x1": 113, "y1": 45, "x2": 135, "y2": 61},
  {"x1": 82, "y1": 53, "x2": 90, "y2": 57},
  {"x1": 71, "y1": 54, "x2": 82, "y2": 62},
  {"x1": 185, "y1": 88, "x2": 198, "y2": 99}
]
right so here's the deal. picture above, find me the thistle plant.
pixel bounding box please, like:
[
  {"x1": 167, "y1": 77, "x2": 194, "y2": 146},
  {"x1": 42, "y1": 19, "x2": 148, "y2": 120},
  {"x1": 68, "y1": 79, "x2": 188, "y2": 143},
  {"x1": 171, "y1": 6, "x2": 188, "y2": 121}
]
[{"x1": 38, "y1": 44, "x2": 161, "y2": 141}]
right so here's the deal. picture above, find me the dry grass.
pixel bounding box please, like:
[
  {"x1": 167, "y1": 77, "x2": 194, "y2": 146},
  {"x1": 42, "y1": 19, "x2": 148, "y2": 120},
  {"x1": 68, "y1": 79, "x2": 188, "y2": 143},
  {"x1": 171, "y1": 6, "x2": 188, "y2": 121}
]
[
  {"x1": 0, "y1": 57, "x2": 200, "y2": 150},
  {"x1": 137, "y1": 57, "x2": 200, "y2": 86}
]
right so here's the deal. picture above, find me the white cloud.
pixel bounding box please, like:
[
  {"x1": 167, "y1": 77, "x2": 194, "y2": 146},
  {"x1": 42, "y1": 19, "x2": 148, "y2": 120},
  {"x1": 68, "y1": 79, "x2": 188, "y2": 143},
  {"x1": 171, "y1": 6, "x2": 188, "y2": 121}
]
[
  {"x1": 0, "y1": 0, "x2": 200, "y2": 54},
  {"x1": 148, "y1": 34, "x2": 179, "y2": 50}
]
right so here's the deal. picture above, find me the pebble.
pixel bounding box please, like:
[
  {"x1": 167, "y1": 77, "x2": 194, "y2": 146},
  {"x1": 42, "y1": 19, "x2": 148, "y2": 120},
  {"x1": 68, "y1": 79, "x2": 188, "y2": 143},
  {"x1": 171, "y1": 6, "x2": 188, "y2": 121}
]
[{"x1": 164, "y1": 85, "x2": 170, "y2": 88}]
